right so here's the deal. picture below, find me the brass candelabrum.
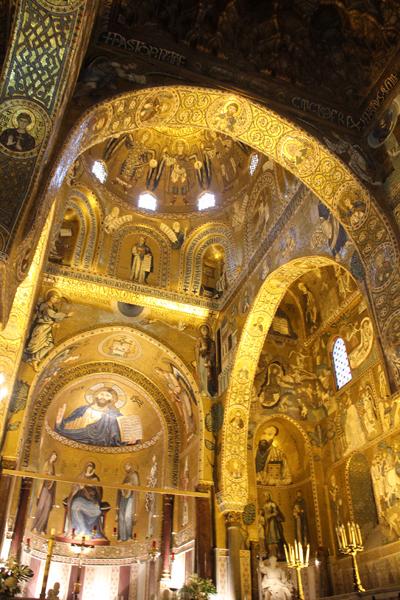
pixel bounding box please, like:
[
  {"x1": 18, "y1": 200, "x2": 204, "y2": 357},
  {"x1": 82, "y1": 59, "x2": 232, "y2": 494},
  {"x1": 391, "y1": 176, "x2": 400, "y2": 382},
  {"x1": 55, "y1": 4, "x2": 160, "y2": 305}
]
[
  {"x1": 39, "y1": 528, "x2": 56, "y2": 600},
  {"x1": 70, "y1": 532, "x2": 95, "y2": 600},
  {"x1": 284, "y1": 540, "x2": 310, "y2": 600},
  {"x1": 335, "y1": 521, "x2": 365, "y2": 593}
]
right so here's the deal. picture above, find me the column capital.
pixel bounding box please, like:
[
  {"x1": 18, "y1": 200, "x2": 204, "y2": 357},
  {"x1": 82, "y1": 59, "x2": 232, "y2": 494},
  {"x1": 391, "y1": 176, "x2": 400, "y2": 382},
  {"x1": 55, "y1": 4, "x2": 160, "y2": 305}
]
[{"x1": 224, "y1": 511, "x2": 243, "y2": 527}]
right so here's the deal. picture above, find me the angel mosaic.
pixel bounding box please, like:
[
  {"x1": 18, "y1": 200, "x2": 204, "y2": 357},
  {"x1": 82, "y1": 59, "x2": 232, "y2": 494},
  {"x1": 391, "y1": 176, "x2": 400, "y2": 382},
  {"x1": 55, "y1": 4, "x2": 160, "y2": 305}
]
[{"x1": 24, "y1": 291, "x2": 72, "y2": 371}]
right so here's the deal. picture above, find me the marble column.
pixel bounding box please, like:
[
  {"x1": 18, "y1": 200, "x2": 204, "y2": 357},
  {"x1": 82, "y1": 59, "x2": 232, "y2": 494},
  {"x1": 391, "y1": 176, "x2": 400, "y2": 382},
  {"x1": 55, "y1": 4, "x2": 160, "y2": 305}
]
[
  {"x1": 10, "y1": 477, "x2": 32, "y2": 560},
  {"x1": 161, "y1": 494, "x2": 174, "y2": 581},
  {"x1": 225, "y1": 511, "x2": 243, "y2": 599},
  {"x1": 195, "y1": 484, "x2": 214, "y2": 580},
  {"x1": 0, "y1": 459, "x2": 9, "y2": 544}
]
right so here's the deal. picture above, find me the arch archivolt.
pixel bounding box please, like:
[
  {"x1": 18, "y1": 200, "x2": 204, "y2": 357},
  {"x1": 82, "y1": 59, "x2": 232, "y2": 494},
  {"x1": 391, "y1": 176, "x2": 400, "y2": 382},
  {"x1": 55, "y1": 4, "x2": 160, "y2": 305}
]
[
  {"x1": 32, "y1": 85, "x2": 400, "y2": 510},
  {"x1": 17, "y1": 325, "x2": 206, "y2": 483},
  {"x1": 22, "y1": 361, "x2": 180, "y2": 485},
  {"x1": 179, "y1": 223, "x2": 236, "y2": 294},
  {"x1": 220, "y1": 255, "x2": 338, "y2": 511}
]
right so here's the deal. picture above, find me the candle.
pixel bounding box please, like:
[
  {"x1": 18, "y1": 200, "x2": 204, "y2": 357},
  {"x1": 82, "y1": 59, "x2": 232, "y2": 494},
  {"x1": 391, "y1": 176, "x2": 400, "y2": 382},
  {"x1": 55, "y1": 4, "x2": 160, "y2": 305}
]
[
  {"x1": 50, "y1": 528, "x2": 56, "y2": 536},
  {"x1": 299, "y1": 542, "x2": 304, "y2": 563},
  {"x1": 342, "y1": 524, "x2": 347, "y2": 546},
  {"x1": 305, "y1": 544, "x2": 310, "y2": 565},
  {"x1": 352, "y1": 523, "x2": 357, "y2": 546},
  {"x1": 356, "y1": 524, "x2": 362, "y2": 546},
  {"x1": 284, "y1": 544, "x2": 289, "y2": 563}
]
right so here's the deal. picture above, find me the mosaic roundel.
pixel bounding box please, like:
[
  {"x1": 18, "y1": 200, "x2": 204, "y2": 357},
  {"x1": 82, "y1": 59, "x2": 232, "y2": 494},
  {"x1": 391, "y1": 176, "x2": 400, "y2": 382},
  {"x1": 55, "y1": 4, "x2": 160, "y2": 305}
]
[
  {"x1": 206, "y1": 96, "x2": 253, "y2": 137},
  {"x1": 0, "y1": 99, "x2": 50, "y2": 158}
]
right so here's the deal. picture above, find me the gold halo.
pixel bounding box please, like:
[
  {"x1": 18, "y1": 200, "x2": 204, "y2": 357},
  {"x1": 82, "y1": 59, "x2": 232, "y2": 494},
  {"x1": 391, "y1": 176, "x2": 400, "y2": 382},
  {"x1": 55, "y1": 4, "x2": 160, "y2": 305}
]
[
  {"x1": 12, "y1": 107, "x2": 36, "y2": 131},
  {"x1": 84, "y1": 382, "x2": 126, "y2": 409}
]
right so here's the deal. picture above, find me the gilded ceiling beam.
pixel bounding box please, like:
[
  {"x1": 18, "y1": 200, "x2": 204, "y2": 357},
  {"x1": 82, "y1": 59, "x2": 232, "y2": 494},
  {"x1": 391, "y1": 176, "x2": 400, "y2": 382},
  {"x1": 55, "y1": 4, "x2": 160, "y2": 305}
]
[
  {"x1": 0, "y1": 0, "x2": 98, "y2": 327},
  {"x1": 46, "y1": 270, "x2": 211, "y2": 319}
]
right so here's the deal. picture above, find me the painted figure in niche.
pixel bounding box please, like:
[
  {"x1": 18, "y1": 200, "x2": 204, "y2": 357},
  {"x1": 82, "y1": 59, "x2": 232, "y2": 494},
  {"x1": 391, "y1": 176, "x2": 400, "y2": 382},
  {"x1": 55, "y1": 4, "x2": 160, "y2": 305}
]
[
  {"x1": 117, "y1": 463, "x2": 140, "y2": 541},
  {"x1": 49, "y1": 208, "x2": 80, "y2": 266},
  {"x1": 55, "y1": 384, "x2": 143, "y2": 447},
  {"x1": 160, "y1": 221, "x2": 186, "y2": 249},
  {"x1": 377, "y1": 364, "x2": 397, "y2": 429},
  {"x1": 155, "y1": 363, "x2": 196, "y2": 435},
  {"x1": 342, "y1": 392, "x2": 366, "y2": 454},
  {"x1": 338, "y1": 196, "x2": 366, "y2": 228},
  {"x1": 344, "y1": 317, "x2": 374, "y2": 369},
  {"x1": 270, "y1": 309, "x2": 297, "y2": 340},
  {"x1": 333, "y1": 409, "x2": 348, "y2": 460},
  {"x1": 358, "y1": 384, "x2": 380, "y2": 439},
  {"x1": 66, "y1": 462, "x2": 108, "y2": 539},
  {"x1": 262, "y1": 493, "x2": 286, "y2": 560},
  {"x1": 181, "y1": 456, "x2": 190, "y2": 527},
  {"x1": 328, "y1": 474, "x2": 344, "y2": 526},
  {"x1": 103, "y1": 207, "x2": 132, "y2": 234},
  {"x1": 292, "y1": 490, "x2": 308, "y2": 545},
  {"x1": 255, "y1": 426, "x2": 292, "y2": 485},
  {"x1": 213, "y1": 101, "x2": 240, "y2": 133},
  {"x1": 195, "y1": 324, "x2": 218, "y2": 397},
  {"x1": 33, "y1": 451, "x2": 57, "y2": 534},
  {"x1": 24, "y1": 291, "x2": 72, "y2": 371},
  {"x1": 298, "y1": 282, "x2": 318, "y2": 333},
  {"x1": 258, "y1": 509, "x2": 266, "y2": 556},
  {"x1": 316, "y1": 203, "x2": 348, "y2": 257},
  {"x1": 113, "y1": 132, "x2": 158, "y2": 190},
  {"x1": 370, "y1": 454, "x2": 386, "y2": 522},
  {"x1": 259, "y1": 556, "x2": 293, "y2": 600},
  {"x1": 258, "y1": 362, "x2": 295, "y2": 409},
  {"x1": 36, "y1": 346, "x2": 80, "y2": 388},
  {"x1": 0, "y1": 111, "x2": 35, "y2": 152},
  {"x1": 371, "y1": 443, "x2": 400, "y2": 534},
  {"x1": 387, "y1": 316, "x2": 400, "y2": 385},
  {"x1": 371, "y1": 248, "x2": 393, "y2": 288},
  {"x1": 131, "y1": 236, "x2": 153, "y2": 284},
  {"x1": 214, "y1": 260, "x2": 229, "y2": 298},
  {"x1": 145, "y1": 455, "x2": 158, "y2": 538},
  {"x1": 254, "y1": 193, "x2": 270, "y2": 238},
  {"x1": 334, "y1": 265, "x2": 354, "y2": 301}
]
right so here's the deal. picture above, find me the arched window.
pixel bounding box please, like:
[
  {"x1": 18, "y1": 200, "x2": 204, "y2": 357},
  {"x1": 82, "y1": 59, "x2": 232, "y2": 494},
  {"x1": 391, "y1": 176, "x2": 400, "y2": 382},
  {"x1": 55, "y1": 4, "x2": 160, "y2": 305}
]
[{"x1": 332, "y1": 337, "x2": 352, "y2": 389}]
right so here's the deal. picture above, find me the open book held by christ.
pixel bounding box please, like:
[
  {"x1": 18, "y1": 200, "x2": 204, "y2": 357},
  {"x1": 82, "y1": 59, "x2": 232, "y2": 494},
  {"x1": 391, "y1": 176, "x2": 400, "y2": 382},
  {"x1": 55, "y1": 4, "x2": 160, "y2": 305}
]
[{"x1": 117, "y1": 414, "x2": 143, "y2": 444}]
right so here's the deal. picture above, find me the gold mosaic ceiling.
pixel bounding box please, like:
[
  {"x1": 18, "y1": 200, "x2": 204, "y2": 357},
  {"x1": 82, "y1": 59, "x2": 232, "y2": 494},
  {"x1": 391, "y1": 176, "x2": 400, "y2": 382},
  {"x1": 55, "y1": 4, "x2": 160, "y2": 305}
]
[{"x1": 85, "y1": 126, "x2": 262, "y2": 215}]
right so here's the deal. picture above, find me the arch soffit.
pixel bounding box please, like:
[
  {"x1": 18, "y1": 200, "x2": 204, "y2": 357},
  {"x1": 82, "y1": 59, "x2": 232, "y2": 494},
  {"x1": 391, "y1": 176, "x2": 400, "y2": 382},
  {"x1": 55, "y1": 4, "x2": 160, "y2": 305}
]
[
  {"x1": 180, "y1": 222, "x2": 235, "y2": 292},
  {"x1": 34, "y1": 86, "x2": 400, "y2": 508},
  {"x1": 65, "y1": 185, "x2": 103, "y2": 268},
  {"x1": 19, "y1": 325, "x2": 205, "y2": 481},
  {"x1": 220, "y1": 255, "x2": 345, "y2": 511}
]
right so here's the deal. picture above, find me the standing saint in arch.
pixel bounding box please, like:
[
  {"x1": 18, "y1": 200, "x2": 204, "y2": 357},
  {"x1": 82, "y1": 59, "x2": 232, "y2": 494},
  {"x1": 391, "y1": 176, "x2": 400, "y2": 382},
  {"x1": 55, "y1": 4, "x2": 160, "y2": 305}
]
[
  {"x1": 33, "y1": 451, "x2": 58, "y2": 534},
  {"x1": 117, "y1": 463, "x2": 140, "y2": 541},
  {"x1": 130, "y1": 236, "x2": 153, "y2": 284}
]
